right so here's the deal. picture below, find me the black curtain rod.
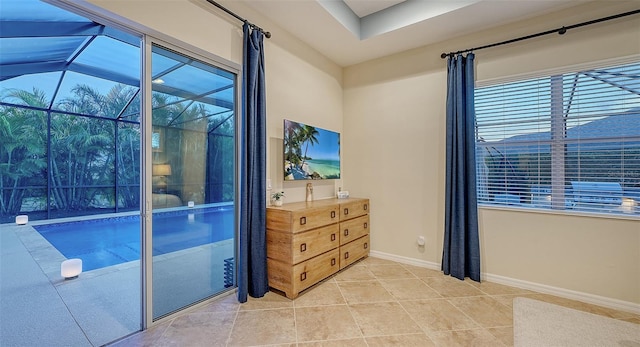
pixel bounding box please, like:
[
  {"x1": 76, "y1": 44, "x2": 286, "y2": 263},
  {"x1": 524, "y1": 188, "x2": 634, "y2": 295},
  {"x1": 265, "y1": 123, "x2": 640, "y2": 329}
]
[
  {"x1": 440, "y1": 8, "x2": 640, "y2": 59},
  {"x1": 206, "y1": 0, "x2": 271, "y2": 38}
]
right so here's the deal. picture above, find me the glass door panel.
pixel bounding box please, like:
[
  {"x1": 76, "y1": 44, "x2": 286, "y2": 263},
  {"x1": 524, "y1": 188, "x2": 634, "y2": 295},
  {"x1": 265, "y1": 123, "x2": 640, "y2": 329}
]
[
  {"x1": 150, "y1": 44, "x2": 236, "y2": 319},
  {"x1": 0, "y1": 1, "x2": 143, "y2": 344}
]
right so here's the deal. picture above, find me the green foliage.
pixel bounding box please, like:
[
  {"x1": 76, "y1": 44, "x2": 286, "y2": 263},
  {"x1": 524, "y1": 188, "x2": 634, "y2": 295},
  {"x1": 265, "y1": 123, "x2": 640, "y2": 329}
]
[
  {"x1": 1, "y1": 83, "x2": 236, "y2": 221},
  {"x1": 0, "y1": 88, "x2": 48, "y2": 215},
  {"x1": 284, "y1": 122, "x2": 319, "y2": 171}
]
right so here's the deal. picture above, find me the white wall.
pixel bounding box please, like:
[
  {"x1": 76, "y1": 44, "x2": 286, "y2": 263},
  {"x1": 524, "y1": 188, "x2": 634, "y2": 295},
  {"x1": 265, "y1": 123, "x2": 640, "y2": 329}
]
[{"x1": 343, "y1": 1, "x2": 640, "y2": 306}]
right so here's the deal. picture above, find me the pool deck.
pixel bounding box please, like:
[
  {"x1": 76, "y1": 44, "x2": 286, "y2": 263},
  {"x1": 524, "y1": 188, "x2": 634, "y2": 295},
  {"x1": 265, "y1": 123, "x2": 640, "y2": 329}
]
[
  {"x1": 1, "y1": 222, "x2": 96, "y2": 346},
  {"x1": 1, "y1": 218, "x2": 234, "y2": 346}
]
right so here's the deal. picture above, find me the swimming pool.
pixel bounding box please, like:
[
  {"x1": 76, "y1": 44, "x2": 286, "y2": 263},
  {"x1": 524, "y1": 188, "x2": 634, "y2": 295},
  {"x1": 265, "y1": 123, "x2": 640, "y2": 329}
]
[{"x1": 34, "y1": 206, "x2": 235, "y2": 271}]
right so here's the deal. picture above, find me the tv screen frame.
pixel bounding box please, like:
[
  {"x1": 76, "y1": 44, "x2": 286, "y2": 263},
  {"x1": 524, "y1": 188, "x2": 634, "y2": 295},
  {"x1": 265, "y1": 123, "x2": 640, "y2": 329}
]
[{"x1": 284, "y1": 119, "x2": 340, "y2": 180}]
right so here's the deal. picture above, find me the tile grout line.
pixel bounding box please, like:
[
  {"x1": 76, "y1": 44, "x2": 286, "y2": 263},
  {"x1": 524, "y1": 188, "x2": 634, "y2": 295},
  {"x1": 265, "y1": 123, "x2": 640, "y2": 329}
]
[
  {"x1": 397, "y1": 262, "x2": 511, "y2": 345},
  {"x1": 365, "y1": 260, "x2": 431, "y2": 345},
  {"x1": 393, "y1": 263, "x2": 447, "y2": 344},
  {"x1": 292, "y1": 295, "x2": 299, "y2": 346},
  {"x1": 335, "y1": 269, "x2": 369, "y2": 346},
  {"x1": 224, "y1": 303, "x2": 241, "y2": 347}
]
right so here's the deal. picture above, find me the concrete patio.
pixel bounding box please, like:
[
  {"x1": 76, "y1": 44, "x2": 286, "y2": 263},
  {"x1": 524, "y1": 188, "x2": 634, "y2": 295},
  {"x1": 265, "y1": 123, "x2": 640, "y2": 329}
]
[{"x1": 0, "y1": 220, "x2": 234, "y2": 346}]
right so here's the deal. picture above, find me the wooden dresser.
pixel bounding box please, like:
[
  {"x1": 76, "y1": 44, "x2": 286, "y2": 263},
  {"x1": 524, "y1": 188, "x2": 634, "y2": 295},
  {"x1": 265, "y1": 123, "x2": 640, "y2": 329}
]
[{"x1": 266, "y1": 197, "x2": 370, "y2": 299}]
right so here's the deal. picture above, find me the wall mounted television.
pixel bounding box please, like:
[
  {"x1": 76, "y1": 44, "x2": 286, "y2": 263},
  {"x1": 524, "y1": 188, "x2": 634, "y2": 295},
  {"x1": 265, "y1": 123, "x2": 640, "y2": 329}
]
[{"x1": 284, "y1": 119, "x2": 340, "y2": 180}]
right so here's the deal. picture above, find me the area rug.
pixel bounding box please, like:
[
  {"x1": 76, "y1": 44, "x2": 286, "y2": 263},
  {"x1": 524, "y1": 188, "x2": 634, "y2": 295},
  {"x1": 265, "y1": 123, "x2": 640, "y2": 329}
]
[{"x1": 513, "y1": 297, "x2": 640, "y2": 347}]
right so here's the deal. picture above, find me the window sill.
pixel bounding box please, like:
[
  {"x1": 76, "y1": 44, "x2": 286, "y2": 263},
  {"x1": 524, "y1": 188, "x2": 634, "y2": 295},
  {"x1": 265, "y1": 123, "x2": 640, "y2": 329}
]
[{"x1": 478, "y1": 204, "x2": 640, "y2": 222}]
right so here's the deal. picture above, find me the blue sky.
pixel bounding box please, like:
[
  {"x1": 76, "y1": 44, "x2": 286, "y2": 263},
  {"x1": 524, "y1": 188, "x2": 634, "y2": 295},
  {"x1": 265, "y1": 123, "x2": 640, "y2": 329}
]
[{"x1": 301, "y1": 126, "x2": 340, "y2": 161}]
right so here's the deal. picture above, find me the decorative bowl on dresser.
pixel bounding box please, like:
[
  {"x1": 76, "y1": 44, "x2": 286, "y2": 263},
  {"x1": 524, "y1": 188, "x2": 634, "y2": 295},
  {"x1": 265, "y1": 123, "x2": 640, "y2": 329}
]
[{"x1": 266, "y1": 197, "x2": 370, "y2": 299}]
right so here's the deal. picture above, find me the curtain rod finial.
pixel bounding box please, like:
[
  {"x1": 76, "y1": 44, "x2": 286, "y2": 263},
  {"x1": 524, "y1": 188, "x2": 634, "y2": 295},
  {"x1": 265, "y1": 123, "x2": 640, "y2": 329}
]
[
  {"x1": 264, "y1": 31, "x2": 272, "y2": 38},
  {"x1": 441, "y1": 53, "x2": 448, "y2": 59}
]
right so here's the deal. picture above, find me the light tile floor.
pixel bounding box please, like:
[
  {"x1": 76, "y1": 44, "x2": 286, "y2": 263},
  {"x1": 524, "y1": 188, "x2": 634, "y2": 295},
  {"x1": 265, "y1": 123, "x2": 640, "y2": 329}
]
[{"x1": 110, "y1": 257, "x2": 640, "y2": 347}]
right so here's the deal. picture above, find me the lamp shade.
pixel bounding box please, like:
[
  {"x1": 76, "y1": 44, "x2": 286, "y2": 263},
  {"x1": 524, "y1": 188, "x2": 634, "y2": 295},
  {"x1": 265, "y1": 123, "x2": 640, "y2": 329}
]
[
  {"x1": 15, "y1": 215, "x2": 28, "y2": 225},
  {"x1": 61, "y1": 259, "x2": 82, "y2": 279},
  {"x1": 152, "y1": 164, "x2": 172, "y2": 176}
]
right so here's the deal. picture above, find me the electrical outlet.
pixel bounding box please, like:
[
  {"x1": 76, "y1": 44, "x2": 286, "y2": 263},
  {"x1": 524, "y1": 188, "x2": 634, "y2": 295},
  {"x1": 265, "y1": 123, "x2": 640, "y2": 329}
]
[{"x1": 417, "y1": 236, "x2": 425, "y2": 246}]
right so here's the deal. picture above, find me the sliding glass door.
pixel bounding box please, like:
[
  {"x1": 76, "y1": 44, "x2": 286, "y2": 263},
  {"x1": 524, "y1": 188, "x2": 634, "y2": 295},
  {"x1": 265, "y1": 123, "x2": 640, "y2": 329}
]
[
  {"x1": 148, "y1": 44, "x2": 237, "y2": 319},
  {"x1": 0, "y1": 2, "x2": 239, "y2": 344},
  {"x1": 0, "y1": 1, "x2": 144, "y2": 345}
]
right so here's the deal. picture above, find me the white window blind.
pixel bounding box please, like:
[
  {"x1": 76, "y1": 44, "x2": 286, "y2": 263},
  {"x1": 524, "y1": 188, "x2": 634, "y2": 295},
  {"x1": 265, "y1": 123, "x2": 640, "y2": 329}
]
[{"x1": 475, "y1": 60, "x2": 640, "y2": 216}]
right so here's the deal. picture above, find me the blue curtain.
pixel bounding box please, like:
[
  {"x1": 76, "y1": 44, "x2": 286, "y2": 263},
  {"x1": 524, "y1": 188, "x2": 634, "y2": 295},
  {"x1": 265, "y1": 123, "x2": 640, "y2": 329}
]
[
  {"x1": 238, "y1": 22, "x2": 268, "y2": 302},
  {"x1": 442, "y1": 53, "x2": 481, "y2": 282}
]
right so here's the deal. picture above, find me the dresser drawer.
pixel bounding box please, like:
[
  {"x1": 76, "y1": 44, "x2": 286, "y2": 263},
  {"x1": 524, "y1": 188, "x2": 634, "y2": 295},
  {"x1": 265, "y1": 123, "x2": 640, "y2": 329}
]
[
  {"x1": 292, "y1": 248, "x2": 340, "y2": 294},
  {"x1": 340, "y1": 199, "x2": 369, "y2": 221},
  {"x1": 340, "y1": 234, "x2": 370, "y2": 269},
  {"x1": 339, "y1": 215, "x2": 369, "y2": 246},
  {"x1": 267, "y1": 248, "x2": 340, "y2": 299},
  {"x1": 267, "y1": 223, "x2": 339, "y2": 264},
  {"x1": 267, "y1": 205, "x2": 339, "y2": 233}
]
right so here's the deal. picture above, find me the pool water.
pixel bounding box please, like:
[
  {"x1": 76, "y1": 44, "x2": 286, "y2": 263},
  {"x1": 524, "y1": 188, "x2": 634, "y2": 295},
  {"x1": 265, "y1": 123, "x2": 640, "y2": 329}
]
[{"x1": 34, "y1": 207, "x2": 234, "y2": 271}]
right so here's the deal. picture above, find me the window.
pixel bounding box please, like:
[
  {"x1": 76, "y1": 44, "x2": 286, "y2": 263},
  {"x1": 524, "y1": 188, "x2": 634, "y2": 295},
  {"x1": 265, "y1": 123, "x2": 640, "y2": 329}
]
[{"x1": 475, "y1": 60, "x2": 640, "y2": 216}]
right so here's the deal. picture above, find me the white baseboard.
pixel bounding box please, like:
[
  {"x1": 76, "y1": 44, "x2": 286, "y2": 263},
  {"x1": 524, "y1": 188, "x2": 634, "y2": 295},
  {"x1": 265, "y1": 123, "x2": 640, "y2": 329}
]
[
  {"x1": 369, "y1": 250, "x2": 441, "y2": 270},
  {"x1": 369, "y1": 250, "x2": 640, "y2": 315},
  {"x1": 482, "y1": 273, "x2": 640, "y2": 315}
]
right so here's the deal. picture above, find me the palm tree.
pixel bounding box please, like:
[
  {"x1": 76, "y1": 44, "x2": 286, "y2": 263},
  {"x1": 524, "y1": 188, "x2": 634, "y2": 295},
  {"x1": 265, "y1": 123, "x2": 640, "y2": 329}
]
[
  {"x1": 52, "y1": 85, "x2": 116, "y2": 211},
  {"x1": 1, "y1": 81, "x2": 238, "y2": 220},
  {"x1": 207, "y1": 114, "x2": 235, "y2": 202},
  {"x1": 299, "y1": 125, "x2": 319, "y2": 170},
  {"x1": 0, "y1": 88, "x2": 48, "y2": 216},
  {"x1": 284, "y1": 120, "x2": 303, "y2": 166},
  {"x1": 117, "y1": 123, "x2": 140, "y2": 209}
]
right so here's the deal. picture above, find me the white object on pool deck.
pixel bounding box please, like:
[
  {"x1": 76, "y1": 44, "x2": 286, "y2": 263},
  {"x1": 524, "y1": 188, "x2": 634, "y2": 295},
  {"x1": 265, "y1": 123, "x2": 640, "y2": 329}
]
[
  {"x1": 61, "y1": 259, "x2": 82, "y2": 279},
  {"x1": 188, "y1": 201, "x2": 194, "y2": 208},
  {"x1": 15, "y1": 215, "x2": 28, "y2": 225}
]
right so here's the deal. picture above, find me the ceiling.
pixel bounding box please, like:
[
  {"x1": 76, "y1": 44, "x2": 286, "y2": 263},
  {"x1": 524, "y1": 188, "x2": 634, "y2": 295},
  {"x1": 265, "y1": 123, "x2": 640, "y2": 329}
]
[
  {"x1": 342, "y1": 0, "x2": 405, "y2": 17},
  {"x1": 237, "y1": 0, "x2": 586, "y2": 67}
]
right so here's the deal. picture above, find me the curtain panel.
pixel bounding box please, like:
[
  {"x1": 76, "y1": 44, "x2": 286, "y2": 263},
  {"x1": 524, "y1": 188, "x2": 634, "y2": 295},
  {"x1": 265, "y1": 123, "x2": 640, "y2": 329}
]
[
  {"x1": 238, "y1": 22, "x2": 268, "y2": 302},
  {"x1": 442, "y1": 53, "x2": 481, "y2": 282}
]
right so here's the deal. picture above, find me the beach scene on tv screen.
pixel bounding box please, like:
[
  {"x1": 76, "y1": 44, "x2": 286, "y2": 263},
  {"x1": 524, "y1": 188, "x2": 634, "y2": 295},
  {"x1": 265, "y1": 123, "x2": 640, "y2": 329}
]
[{"x1": 284, "y1": 119, "x2": 340, "y2": 180}]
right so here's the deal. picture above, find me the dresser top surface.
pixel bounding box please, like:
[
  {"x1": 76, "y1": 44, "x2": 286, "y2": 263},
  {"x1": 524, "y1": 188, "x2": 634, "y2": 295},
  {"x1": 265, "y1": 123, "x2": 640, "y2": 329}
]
[{"x1": 267, "y1": 197, "x2": 367, "y2": 212}]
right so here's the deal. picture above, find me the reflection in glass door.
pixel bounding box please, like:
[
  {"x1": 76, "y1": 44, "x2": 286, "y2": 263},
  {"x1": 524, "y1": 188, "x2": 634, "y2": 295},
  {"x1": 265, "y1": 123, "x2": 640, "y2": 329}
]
[{"x1": 150, "y1": 44, "x2": 236, "y2": 319}]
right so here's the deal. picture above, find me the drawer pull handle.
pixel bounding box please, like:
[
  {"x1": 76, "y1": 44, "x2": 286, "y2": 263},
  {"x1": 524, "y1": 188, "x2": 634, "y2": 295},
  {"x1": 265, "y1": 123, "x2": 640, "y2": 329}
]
[
  {"x1": 344, "y1": 252, "x2": 349, "y2": 259},
  {"x1": 331, "y1": 211, "x2": 336, "y2": 218},
  {"x1": 331, "y1": 258, "x2": 336, "y2": 266},
  {"x1": 364, "y1": 242, "x2": 368, "y2": 249},
  {"x1": 300, "y1": 243, "x2": 307, "y2": 252},
  {"x1": 300, "y1": 216, "x2": 306, "y2": 225},
  {"x1": 331, "y1": 233, "x2": 336, "y2": 241},
  {"x1": 364, "y1": 222, "x2": 368, "y2": 229},
  {"x1": 344, "y1": 208, "x2": 349, "y2": 215},
  {"x1": 300, "y1": 272, "x2": 307, "y2": 281},
  {"x1": 364, "y1": 204, "x2": 368, "y2": 211},
  {"x1": 344, "y1": 229, "x2": 349, "y2": 237}
]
